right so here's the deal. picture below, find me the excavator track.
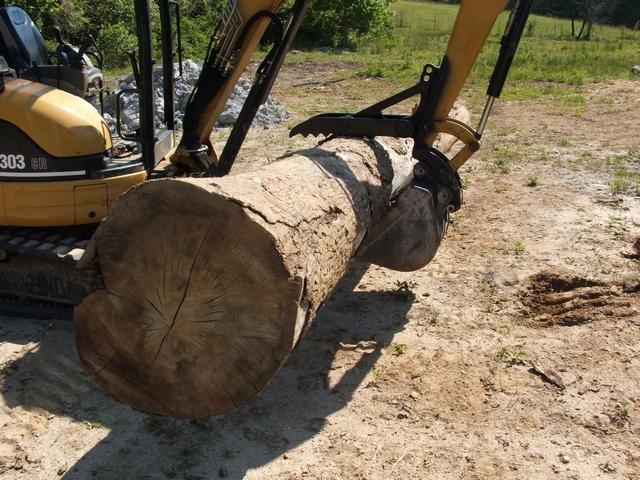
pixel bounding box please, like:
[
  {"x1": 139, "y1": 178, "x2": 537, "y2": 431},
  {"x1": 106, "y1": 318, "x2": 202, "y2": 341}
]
[
  {"x1": 0, "y1": 294, "x2": 74, "y2": 320},
  {"x1": 0, "y1": 226, "x2": 99, "y2": 320}
]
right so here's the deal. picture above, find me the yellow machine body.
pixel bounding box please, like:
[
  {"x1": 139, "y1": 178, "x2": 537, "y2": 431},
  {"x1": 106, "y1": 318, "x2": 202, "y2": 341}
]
[
  {"x1": 0, "y1": 78, "x2": 146, "y2": 226},
  {"x1": 0, "y1": 171, "x2": 147, "y2": 227},
  {"x1": 0, "y1": 77, "x2": 111, "y2": 157}
]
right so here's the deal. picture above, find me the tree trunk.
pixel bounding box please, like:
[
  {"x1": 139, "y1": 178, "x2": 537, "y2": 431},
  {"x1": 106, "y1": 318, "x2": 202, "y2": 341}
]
[
  {"x1": 74, "y1": 136, "x2": 416, "y2": 418},
  {"x1": 342, "y1": 20, "x2": 349, "y2": 47}
]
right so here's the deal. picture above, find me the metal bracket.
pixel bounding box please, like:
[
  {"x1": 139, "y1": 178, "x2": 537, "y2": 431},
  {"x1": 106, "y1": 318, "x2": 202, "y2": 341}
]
[{"x1": 426, "y1": 118, "x2": 481, "y2": 171}]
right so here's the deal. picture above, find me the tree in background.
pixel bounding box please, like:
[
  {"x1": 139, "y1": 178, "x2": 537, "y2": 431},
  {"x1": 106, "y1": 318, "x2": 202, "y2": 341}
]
[
  {"x1": 534, "y1": 0, "x2": 639, "y2": 37},
  {"x1": 6, "y1": 0, "x2": 224, "y2": 68},
  {"x1": 10, "y1": 0, "x2": 61, "y2": 37},
  {"x1": 289, "y1": 0, "x2": 395, "y2": 48},
  {"x1": 538, "y1": 0, "x2": 621, "y2": 40}
]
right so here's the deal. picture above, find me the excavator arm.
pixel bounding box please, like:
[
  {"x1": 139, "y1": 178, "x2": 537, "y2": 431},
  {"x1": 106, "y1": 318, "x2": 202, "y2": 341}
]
[
  {"x1": 291, "y1": 0, "x2": 535, "y2": 270},
  {"x1": 176, "y1": 0, "x2": 533, "y2": 180},
  {"x1": 165, "y1": 0, "x2": 533, "y2": 270},
  {"x1": 172, "y1": 0, "x2": 306, "y2": 175}
]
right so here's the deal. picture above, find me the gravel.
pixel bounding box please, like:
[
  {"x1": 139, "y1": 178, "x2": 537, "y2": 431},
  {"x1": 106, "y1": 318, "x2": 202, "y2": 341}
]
[{"x1": 100, "y1": 59, "x2": 289, "y2": 134}]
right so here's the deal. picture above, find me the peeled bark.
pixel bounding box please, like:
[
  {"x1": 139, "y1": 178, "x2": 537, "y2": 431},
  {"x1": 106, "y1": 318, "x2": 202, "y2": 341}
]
[{"x1": 74, "y1": 136, "x2": 416, "y2": 418}]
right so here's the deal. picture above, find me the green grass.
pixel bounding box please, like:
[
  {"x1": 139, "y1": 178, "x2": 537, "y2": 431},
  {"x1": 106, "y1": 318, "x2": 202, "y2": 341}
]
[
  {"x1": 607, "y1": 150, "x2": 640, "y2": 195},
  {"x1": 103, "y1": 1, "x2": 637, "y2": 98},
  {"x1": 320, "y1": 1, "x2": 640, "y2": 97}
]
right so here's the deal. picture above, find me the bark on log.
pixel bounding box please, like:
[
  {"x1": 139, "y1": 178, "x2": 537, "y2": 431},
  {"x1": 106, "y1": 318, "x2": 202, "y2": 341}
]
[{"x1": 74, "y1": 136, "x2": 416, "y2": 418}]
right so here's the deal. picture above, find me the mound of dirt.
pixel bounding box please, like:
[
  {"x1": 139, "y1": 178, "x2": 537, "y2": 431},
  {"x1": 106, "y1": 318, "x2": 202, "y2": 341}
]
[{"x1": 520, "y1": 271, "x2": 639, "y2": 326}]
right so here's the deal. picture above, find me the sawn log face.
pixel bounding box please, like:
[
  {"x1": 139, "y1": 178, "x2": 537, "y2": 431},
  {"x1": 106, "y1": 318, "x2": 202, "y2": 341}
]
[{"x1": 74, "y1": 137, "x2": 414, "y2": 418}]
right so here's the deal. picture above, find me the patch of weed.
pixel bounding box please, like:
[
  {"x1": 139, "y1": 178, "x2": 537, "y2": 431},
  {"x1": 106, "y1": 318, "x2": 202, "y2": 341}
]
[
  {"x1": 143, "y1": 414, "x2": 163, "y2": 433},
  {"x1": 393, "y1": 343, "x2": 407, "y2": 355},
  {"x1": 535, "y1": 147, "x2": 552, "y2": 162},
  {"x1": 180, "y1": 442, "x2": 203, "y2": 469},
  {"x1": 429, "y1": 307, "x2": 440, "y2": 325},
  {"x1": 526, "y1": 176, "x2": 540, "y2": 187},
  {"x1": 496, "y1": 347, "x2": 527, "y2": 365},
  {"x1": 599, "y1": 259, "x2": 613, "y2": 274},
  {"x1": 392, "y1": 280, "x2": 418, "y2": 302},
  {"x1": 143, "y1": 415, "x2": 182, "y2": 443},
  {"x1": 484, "y1": 298, "x2": 496, "y2": 313},
  {"x1": 611, "y1": 402, "x2": 630, "y2": 426}
]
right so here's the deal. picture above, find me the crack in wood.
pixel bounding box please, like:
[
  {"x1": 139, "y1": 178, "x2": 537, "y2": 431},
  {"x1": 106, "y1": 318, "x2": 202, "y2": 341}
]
[
  {"x1": 153, "y1": 222, "x2": 215, "y2": 361},
  {"x1": 94, "y1": 356, "x2": 115, "y2": 378}
]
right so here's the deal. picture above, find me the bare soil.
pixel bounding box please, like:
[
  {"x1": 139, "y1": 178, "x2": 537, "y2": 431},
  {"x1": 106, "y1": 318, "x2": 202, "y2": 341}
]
[{"x1": 1, "y1": 64, "x2": 639, "y2": 480}]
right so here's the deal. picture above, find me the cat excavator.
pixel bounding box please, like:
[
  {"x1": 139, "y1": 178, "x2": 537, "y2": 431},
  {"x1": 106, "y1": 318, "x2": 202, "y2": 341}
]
[{"x1": 0, "y1": 0, "x2": 534, "y2": 317}]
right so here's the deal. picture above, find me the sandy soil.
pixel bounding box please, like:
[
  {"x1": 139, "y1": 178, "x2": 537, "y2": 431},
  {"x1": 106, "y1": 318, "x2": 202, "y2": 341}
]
[{"x1": 0, "y1": 66, "x2": 639, "y2": 479}]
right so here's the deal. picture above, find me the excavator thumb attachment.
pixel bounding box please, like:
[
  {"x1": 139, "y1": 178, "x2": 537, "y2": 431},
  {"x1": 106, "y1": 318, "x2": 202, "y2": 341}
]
[
  {"x1": 357, "y1": 185, "x2": 446, "y2": 272},
  {"x1": 357, "y1": 148, "x2": 460, "y2": 272}
]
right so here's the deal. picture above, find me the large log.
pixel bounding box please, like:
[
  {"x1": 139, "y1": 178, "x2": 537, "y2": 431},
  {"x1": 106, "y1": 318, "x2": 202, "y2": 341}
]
[{"x1": 74, "y1": 136, "x2": 417, "y2": 418}]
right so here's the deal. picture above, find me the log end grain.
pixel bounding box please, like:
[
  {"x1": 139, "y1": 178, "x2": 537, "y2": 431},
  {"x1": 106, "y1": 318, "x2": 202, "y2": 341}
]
[{"x1": 75, "y1": 180, "x2": 303, "y2": 418}]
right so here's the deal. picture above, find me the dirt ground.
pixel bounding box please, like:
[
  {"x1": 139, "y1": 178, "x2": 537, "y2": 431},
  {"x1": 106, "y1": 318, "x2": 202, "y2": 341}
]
[{"x1": 0, "y1": 63, "x2": 639, "y2": 479}]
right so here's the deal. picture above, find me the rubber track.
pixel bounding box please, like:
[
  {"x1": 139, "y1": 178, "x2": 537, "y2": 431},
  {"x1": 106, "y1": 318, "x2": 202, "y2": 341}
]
[
  {"x1": 0, "y1": 226, "x2": 91, "y2": 263},
  {"x1": 0, "y1": 294, "x2": 73, "y2": 320},
  {"x1": 0, "y1": 226, "x2": 96, "y2": 320}
]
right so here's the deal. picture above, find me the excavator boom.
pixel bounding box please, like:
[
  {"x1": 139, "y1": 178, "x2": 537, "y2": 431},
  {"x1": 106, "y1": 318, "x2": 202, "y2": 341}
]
[{"x1": 291, "y1": 0, "x2": 534, "y2": 270}]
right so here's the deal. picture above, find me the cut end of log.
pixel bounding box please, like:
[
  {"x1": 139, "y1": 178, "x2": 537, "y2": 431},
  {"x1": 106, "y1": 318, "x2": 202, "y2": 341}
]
[{"x1": 75, "y1": 180, "x2": 303, "y2": 418}]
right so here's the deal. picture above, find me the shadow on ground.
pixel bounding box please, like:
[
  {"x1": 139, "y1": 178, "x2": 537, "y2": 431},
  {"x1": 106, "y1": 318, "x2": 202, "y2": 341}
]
[{"x1": 0, "y1": 261, "x2": 413, "y2": 479}]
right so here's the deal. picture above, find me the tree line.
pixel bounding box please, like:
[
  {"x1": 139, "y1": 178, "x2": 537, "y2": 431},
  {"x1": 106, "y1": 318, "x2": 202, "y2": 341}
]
[
  {"x1": 433, "y1": 0, "x2": 640, "y2": 36},
  {"x1": 6, "y1": 0, "x2": 395, "y2": 68},
  {"x1": 533, "y1": 0, "x2": 640, "y2": 39},
  {"x1": 5, "y1": 0, "x2": 639, "y2": 69}
]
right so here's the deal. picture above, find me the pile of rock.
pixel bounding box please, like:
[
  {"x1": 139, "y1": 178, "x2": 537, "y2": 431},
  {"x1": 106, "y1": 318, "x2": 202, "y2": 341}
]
[{"x1": 100, "y1": 59, "x2": 289, "y2": 134}]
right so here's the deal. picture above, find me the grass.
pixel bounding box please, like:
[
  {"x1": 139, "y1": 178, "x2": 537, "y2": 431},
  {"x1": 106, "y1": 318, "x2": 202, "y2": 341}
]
[
  {"x1": 497, "y1": 347, "x2": 527, "y2": 365},
  {"x1": 429, "y1": 307, "x2": 440, "y2": 325},
  {"x1": 392, "y1": 280, "x2": 419, "y2": 302},
  {"x1": 103, "y1": 1, "x2": 637, "y2": 107},
  {"x1": 608, "y1": 150, "x2": 640, "y2": 195},
  {"x1": 467, "y1": 5, "x2": 630, "y2": 79},
  {"x1": 393, "y1": 343, "x2": 407, "y2": 355},
  {"x1": 526, "y1": 177, "x2": 540, "y2": 187},
  {"x1": 328, "y1": 1, "x2": 640, "y2": 101}
]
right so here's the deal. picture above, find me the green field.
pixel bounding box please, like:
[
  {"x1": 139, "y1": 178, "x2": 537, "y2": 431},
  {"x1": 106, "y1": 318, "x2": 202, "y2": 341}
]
[
  {"x1": 279, "y1": 1, "x2": 639, "y2": 195},
  {"x1": 282, "y1": 1, "x2": 639, "y2": 103}
]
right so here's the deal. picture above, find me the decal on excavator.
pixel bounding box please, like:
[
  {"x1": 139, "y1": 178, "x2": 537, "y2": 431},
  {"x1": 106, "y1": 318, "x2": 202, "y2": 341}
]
[{"x1": 0, "y1": 154, "x2": 26, "y2": 170}]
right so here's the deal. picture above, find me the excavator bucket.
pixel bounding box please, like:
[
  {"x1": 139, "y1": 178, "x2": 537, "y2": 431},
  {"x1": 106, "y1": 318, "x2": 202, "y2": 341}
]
[{"x1": 357, "y1": 185, "x2": 446, "y2": 272}]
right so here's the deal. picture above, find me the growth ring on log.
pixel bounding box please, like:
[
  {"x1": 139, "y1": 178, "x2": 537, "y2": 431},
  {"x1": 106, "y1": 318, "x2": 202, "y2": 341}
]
[{"x1": 75, "y1": 181, "x2": 303, "y2": 418}]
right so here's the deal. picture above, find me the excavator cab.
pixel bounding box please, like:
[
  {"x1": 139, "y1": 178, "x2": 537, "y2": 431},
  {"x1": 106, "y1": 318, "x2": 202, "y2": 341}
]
[
  {"x1": 0, "y1": 5, "x2": 103, "y2": 101},
  {"x1": 0, "y1": 0, "x2": 180, "y2": 228}
]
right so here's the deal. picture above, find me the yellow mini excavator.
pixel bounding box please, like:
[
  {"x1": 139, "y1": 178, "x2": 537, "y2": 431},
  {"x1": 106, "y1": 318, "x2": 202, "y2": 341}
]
[{"x1": 0, "y1": 0, "x2": 534, "y2": 317}]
